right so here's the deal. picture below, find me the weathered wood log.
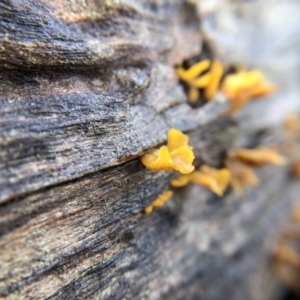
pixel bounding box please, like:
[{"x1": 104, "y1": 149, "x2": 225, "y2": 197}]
[{"x1": 1, "y1": 0, "x2": 300, "y2": 299}]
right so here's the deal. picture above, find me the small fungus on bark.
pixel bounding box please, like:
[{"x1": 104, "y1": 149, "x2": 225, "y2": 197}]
[
  {"x1": 221, "y1": 70, "x2": 275, "y2": 113},
  {"x1": 144, "y1": 191, "x2": 173, "y2": 213},
  {"x1": 141, "y1": 129, "x2": 195, "y2": 174}
]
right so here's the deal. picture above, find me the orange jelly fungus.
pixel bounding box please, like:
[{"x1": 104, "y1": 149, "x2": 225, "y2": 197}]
[
  {"x1": 284, "y1": 113, "x2": 300, "y2": 133},
  {"x1": 144, "y1": 191, "x2": 173, "y2": 214},
  {"x1": 283, "y1": 113, "x2": 300, "y2": 154},
  {"x1": 226, "y1": 147, "x2": 286, "y2": 195},
  {"x1": 171, "y1": 165, "x2": 231, "y2": 197},
  {"x1": 188, "y1": 86, "x2": 200, "y2": 103},
  {"x1": 141, "y1": 128, "x2": 195, "y2": 174},
  {"x1": 170, "y1": 175, "x2": 190, "y2": 187},
  {"x1": 189, "y1": 171, "x2": 223, "y2": 196},
  {"x1": 176, "y1": 59, "x2": 224, "y2": 103},
  {"x1": 225, "y1": 155, "x2": 259, "y2": 195},
  {"x1": 272, "y1": 243, "x2": 300, "y2": 268},
  {"x1": 292, "y1": 205, "x2": 300, "y2": 222},
  {"x1": 171, "y1": 172, "x2": 221, "y2": 195},
  {"x1": 190, "y1": 72, "x2": 212, "y2": 89},
  {"x1": 176, "y1": 59, "x2": 211, "y2": 104},
  {"x1": 232, "y1": 147, "x2": 287, "y2": 166},
  {"x1": 291, "y1": 158, "x2": 300, "y2": 178},
  {"x1": 203, "y1": 60, "x2": 224, "y2": 101},
  {"x1": 176, "y1": 59, "x2": 210, "y2": 82},
  {"x1": 200, "y1": 165, "x2": 231, "y2": 194},
  {"x1": 221, "y1": 70, "x2": 275, "y2": 113}
]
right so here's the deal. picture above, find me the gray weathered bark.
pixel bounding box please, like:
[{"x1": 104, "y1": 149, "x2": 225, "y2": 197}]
[{"x1": 1, "y1": 0, "x2": 300, "y2": 299}]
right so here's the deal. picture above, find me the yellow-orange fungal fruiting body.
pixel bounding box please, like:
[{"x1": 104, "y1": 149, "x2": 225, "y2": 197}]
[
  {"x1": 272, "y1": 243, "x2": 300, "y2": 268},
  {"x1": 221, "y1": 70, "x2": 275, "y2": 113},
  {"x1": 188, "y1": 171, "x2": 223, "y2": 196},
  {"x1": 226, "y1": 146, "x2": 286, "y2": 195},
  {"x1": 200, "y1": 165, "x2": 231, "y2": 195},
  {"x1": 176, "y1": 59, "x2": 211, "y2": 103},
  {"x1": 171, "y1": 165, "x2": 231, "y2": 196},
  {"x1": 141, "y1": 128, "x2": 195, "y2": 174},
  {"x1": 188, "y1": 87, "x2": 199, "y2": 103},
  {"x1": 144, "y1": 190, "x2": 173, "y2": 214},
  {"x1": 190, "y1": 72, "x2": 212, "y2": 88},
  {"x1": 232, "y1": 147, "x2": 287, "y2": 166},
  {"x1": 170, "y1": 175, "x2": 190, "y2": 187},
  {"x1": 176, "y1": 59, "x2": 210, "y2": 82},
  {"x1": 225, "y1": 155, "x2": 259, "y2": 195},
  {"x1": 144, "y1": 206, "x2": 153, "y2": 214},
  {"x1": 283, "y1": 113, "x2": 300, "y2": 154},
  {"x1": 176, "y1": 59, "x2": 224, "y2": 103},
  {"x1": 284, "y1": 113, "x2": 300, "y2": 134},
  {"x1": 204, "y1": 60, "x2": 223, "y2": 101},
  {"x1": 291, "y1": 158, "x2": 300, "y2": 178}
]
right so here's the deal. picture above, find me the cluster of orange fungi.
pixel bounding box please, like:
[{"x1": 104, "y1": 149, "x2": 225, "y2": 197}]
[
  {"x1": 225, "y1": 147, "x2": 286, "y2": 195},
  {"x1": 141, "y1": 59, "x2": 300, "y2": 214},
  {"x1": 176, "y1": 59, "x2": 275, "y2": 113},
  {"x1": 283, "y1": 113, "x2": 300, "y2": 178},
  {"x1": 141, "y1": 128, "x2": 287, "y2": 213}
]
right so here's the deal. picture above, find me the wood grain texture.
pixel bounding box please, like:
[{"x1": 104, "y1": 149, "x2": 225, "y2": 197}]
[
  {"x1": 0, "y1": 0, "x2": 220, "y2": 203},
  {"x1": 1, "y1": 0, "x2": 300, "y2": 299}
]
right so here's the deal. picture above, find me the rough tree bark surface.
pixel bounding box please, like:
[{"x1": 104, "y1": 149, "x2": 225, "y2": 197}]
[{"x1": 1, "y1": 0, "x2": 300, "y2": 299}]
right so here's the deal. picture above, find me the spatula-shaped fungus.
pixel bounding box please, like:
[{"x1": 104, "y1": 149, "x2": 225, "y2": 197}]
[
  {"x1": 176, "y1": 59, "x2": 210, "y2": 82},
  {"x1": 141, "y1": 129, "x2": 195, "y2": 174},
  {"x1": 291, "y1": 158, "x2": 300, "y2": 178},
  {"x1": 144, "y1": 191, "x2": 173, "y2": 214},
  {"x1": 203, "y1": 60, "x2": 224, "y2": 101},
  {"x1": 176, "y1": 59, "x2": 223, "y2": 103},
  {"x1": 232, "y1": 147, "x2": 287, "y2": 166},
  {"x1": 226, "y1": 147, "x2": 286, "y2": 195},
  {"x1": 225, "y1": 155, "x2": 260, "y2": 195},
  {"x1": 221, "y1": 70, "x2": 275, "y2": 113},
  {"x1": 171, "y1": 165, "x2": 231, "y2": 196}
]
